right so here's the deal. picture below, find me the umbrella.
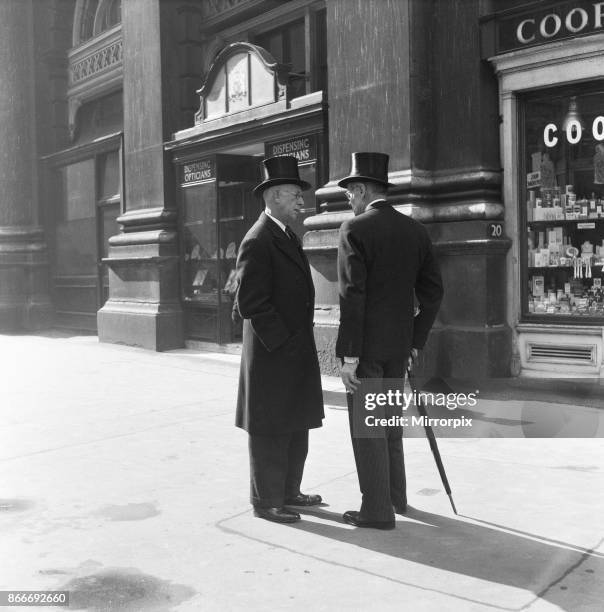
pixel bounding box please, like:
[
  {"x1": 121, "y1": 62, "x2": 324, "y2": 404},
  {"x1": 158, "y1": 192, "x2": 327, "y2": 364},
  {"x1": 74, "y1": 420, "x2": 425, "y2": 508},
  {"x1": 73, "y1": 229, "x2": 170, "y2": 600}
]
[{"x1": 407, "y1": 366, "x2": 458, "y2": 515}]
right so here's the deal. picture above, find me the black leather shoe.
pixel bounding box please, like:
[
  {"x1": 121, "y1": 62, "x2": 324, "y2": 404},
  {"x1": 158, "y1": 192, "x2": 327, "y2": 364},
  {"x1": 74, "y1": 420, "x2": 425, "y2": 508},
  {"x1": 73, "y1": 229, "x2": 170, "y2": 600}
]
[
  {"x1": 393, "y1": 504, "x2": 407, "y2": 515},
  {"x1": 284, "y1": 493, "x2": 323, "y2": 506},
  {"x1": 253, "y1": 507, "x2": 300, "y2": 524},
  {"x1": 343, "y1": 510, "x2": 395, "y2": 530}
]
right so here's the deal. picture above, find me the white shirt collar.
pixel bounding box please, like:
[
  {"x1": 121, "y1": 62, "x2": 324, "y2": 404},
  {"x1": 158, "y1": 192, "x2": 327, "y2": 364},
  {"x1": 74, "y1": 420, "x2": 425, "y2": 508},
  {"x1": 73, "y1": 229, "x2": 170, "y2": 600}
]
[
  {"x1": 365, "y1": 198, "x2": 387, "y2": 211},
  {"x1": 265, "y1": 210, "x2": 287, "y2": 234}
]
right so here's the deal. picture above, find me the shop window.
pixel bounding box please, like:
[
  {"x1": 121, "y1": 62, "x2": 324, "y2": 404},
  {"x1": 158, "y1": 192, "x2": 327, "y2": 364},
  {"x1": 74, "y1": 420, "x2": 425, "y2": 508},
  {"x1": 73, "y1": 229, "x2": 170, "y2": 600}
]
[
  {"x1": 522, "y1": 85, "x2": 604, "y2": 321},
  {"x1": 179, "y1": 155, "x2": 261, "y2": 343}
]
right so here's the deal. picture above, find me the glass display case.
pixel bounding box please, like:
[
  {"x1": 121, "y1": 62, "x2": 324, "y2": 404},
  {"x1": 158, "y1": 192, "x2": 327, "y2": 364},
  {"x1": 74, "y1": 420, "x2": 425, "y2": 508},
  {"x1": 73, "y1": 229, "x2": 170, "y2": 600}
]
[{"x1": 521, "y1": 85, "x2": 604, "y2": 321}]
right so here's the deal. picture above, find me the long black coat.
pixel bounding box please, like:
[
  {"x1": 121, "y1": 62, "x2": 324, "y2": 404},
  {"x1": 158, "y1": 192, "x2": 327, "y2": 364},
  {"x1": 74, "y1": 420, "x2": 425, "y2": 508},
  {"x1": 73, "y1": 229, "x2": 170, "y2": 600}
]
[
  {"x1": 336, "y1": 201, "x2": 443, "y2": 361},
  {"x1": 235, "y1": 212, "x2": 324, "y2": 435}
]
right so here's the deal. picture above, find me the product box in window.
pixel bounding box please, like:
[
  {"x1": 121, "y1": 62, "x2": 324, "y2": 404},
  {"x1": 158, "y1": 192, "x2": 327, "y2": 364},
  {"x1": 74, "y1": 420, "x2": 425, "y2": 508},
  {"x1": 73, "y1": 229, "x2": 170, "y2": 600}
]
[
  {"x1": 549, "y1": 251, "x2": 560, "y2": 267},
  {"x1": 532, "y1": 275, "x2": 545, "y2": 297},
  {"x1": 535, "y1": 249, "x2": 550, "y2": 267}
]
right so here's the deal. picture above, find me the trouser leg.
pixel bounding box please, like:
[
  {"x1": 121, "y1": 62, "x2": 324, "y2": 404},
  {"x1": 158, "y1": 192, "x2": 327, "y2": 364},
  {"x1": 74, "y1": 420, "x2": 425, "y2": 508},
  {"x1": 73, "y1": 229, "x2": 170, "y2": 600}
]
[
  {"x1": 284, "y1": 429, "x2": 309, "y2": 499},
  {"x1": 383, "y1": 360, "x2": 407, "y2": 508},
  {"x1": 387, "y1": 427, "x2": 407, "y2": 508},
  {"x1": 249, "y1": 433, "x2": 290, "y2": 508},
  {"x1": 347, "y1": 360, "x2": 394, "y2": 522}
]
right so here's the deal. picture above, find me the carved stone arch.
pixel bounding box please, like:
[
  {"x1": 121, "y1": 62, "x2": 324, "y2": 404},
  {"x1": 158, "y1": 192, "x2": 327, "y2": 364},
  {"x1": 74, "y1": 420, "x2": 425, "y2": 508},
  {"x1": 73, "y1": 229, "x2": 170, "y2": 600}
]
[
  {"x1": 93, "y1": 0, "x2": 121, "y2": 37},
  {"x1": 72, "y1": 0, "x2": 86, "y2": 47},
  {"x1": 72, "y1": 0, "x2": 120, "y2": 47},
  {"x1": 72, "y1": 0, "x2": 99, "y2": 47}
]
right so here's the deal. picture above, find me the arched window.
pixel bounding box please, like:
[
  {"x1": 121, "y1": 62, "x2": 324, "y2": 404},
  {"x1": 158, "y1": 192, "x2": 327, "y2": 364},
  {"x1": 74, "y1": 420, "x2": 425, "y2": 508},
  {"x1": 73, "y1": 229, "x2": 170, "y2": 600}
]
[
  {"x1": 94, "y1": 0, "x2": 121, "y2": 35},
  {"x1": 78, "y1": 0, "x2": 99, "y2": 43},
  {"x1": 72, "y1": 0, "x2": 121, "y2": 47}
]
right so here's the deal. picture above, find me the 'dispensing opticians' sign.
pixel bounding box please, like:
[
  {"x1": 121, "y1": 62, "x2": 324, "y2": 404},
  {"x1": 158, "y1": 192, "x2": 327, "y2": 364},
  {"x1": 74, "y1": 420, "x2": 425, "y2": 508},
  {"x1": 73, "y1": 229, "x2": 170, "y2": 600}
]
[
  {"x1": 265, "y1": 134, "x2": 317, "y2": 164},
  {"x1": 182, "y1": 158, "x2": 216, "y2": 186}
]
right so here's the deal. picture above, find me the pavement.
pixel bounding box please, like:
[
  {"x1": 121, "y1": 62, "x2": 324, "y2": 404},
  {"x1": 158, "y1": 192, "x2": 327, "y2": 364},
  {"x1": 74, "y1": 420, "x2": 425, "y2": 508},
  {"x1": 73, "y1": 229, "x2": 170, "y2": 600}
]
[{"x1": 1, "y1": 332, "x2": 604, "y2": 612}]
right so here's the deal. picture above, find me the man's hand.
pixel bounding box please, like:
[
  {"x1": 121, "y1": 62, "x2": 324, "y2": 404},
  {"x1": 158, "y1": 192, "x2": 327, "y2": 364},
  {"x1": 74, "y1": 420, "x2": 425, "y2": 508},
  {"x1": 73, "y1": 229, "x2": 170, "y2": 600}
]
[
  {"x1": 407, "y1": 347, "x2": 419, "y2": 373},
  {"x1": 341, "y1": 362, "x2": 361, "y2": 394}
]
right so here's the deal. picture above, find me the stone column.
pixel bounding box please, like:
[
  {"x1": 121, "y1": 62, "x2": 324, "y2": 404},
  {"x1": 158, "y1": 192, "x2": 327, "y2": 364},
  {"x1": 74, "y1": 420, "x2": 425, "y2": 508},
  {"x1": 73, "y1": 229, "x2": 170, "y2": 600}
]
[
  {"x1": 0, "y1": 0, "x2": 52, "y2": 331},
  {"x1": 98, "y1": 0, "x2": 183, "y2": 350},
  {"x1": 306, "y1": 0, "x2": 511, "y2": 377}
]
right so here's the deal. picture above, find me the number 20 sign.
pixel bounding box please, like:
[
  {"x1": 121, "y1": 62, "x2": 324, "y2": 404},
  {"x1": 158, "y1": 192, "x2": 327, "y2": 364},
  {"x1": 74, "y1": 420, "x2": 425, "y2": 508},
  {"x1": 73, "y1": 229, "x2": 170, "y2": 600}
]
[{"x1": 488, "y1": 223, "x2": 504, "y2": 238}]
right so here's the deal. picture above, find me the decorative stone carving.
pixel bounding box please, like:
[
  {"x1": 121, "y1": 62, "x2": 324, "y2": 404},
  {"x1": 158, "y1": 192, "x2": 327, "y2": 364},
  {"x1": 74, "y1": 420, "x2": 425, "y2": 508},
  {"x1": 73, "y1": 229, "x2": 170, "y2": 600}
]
[
  {"x1": 67, "y1": 24, "x2": 123, "y2": 141},
  {"x1": 70, "y1": 39, "x2": 122, "y2": 85}
]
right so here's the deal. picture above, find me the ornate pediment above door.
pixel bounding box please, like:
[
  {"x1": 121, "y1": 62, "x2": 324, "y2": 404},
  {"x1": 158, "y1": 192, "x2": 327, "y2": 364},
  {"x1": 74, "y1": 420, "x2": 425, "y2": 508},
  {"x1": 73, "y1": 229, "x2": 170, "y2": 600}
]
[{"x1": 194, "y1": 42, "x2": 289, "y2": 127}]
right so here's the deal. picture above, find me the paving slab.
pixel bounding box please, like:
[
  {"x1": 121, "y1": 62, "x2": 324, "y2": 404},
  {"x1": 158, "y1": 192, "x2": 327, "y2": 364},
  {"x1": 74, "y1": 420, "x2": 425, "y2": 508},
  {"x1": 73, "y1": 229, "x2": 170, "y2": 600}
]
[{"x1": 1, "y1": 334, "x2": 603, "y2": 611}]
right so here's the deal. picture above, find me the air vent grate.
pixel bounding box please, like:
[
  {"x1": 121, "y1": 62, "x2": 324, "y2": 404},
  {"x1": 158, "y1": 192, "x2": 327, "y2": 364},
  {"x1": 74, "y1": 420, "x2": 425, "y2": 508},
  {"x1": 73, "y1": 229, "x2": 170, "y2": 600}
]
[{"x1": 528, "y1": 343, "x2": 595, "y2": 364}]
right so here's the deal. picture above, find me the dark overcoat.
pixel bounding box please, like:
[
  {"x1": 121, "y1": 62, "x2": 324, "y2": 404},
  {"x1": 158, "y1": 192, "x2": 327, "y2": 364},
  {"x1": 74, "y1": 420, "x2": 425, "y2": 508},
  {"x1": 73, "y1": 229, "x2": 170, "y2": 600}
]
[
  {"x1": 336, "y1": 201, "x2": 443, "y2": 362},
  {"x1": 235, "y1": 212, "x2": 324, "y2": 435}
]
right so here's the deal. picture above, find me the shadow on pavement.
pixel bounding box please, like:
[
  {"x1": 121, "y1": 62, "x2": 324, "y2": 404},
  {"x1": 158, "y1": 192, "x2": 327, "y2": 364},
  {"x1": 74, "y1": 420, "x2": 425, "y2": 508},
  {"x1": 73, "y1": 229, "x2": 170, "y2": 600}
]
[{"x1": 289, "y1": 506, "x2": 604, "y2": 611}]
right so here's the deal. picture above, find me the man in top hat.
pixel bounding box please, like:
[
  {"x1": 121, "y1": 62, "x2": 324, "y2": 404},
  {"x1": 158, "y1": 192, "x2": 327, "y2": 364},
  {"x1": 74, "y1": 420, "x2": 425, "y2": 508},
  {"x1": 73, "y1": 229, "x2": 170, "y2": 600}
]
[
  {"x1": 234, "y1": 155, "x2": 324, "y2": 524},
  {"x1": 336, "y1": 152, "x2": 443, "y2": 529}
]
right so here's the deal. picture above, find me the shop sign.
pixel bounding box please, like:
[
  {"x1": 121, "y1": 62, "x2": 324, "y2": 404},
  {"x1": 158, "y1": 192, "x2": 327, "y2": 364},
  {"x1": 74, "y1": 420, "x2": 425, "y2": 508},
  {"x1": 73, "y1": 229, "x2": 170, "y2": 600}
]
[
  {"x1": 543, "y1": 116, "x2": 604, "y2": 146},
  {"x1": 182, "y1": 158, "x2": 215, "y2": 185},
  {"x1": 527, "y1": 171, "x2": 542, "y2": 189},
  {"x1": 485, "y1": 1, "x2": 604, "y2": 54},
  {"x1": 265, "y1": 134, "x2": 317, "y2": 163}
]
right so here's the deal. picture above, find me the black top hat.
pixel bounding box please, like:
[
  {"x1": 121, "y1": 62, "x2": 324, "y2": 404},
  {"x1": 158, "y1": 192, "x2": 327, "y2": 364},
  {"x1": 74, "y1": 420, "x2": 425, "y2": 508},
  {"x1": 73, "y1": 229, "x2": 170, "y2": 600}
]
[
  {"x1": 253, "y1": 156, "x2": 311, "y2": 196},
  {"x1": 337, "y1": 152, "x2": 394, "y2": 189}
]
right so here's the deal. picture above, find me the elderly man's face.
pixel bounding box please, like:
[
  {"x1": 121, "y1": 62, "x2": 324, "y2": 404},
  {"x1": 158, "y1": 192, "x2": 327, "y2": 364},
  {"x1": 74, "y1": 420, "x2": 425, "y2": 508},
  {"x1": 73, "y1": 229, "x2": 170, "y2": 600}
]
[
  {"x1": 269, "y1": 184, "x2": 305, "y2": 225},
  {"x1": 344, "y1": 182, "x2": 367, "y2": 216}
]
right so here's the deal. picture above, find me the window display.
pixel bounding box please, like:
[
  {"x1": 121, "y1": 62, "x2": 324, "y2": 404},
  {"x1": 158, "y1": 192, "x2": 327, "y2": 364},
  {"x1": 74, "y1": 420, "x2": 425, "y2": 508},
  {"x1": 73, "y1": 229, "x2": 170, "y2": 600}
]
[
  {"x1": 176, "y1": 134, "x2": 323, "y2": 344},
  {"x1": 522, "y1": 86, "x2": 604, "y2": 320},
  {"x1": 179, "y1": 155, "x2": 262, "y2": 343}
]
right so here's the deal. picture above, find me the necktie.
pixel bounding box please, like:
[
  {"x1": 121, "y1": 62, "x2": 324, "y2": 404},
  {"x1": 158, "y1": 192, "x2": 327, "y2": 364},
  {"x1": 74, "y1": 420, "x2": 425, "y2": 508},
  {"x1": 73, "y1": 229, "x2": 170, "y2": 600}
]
[
  {"x1": 285, "y1": 226, "x2": 298, "y2": 243},
  {"x1": 286, "y1": 226, "x2": 306, "y2": 259}
]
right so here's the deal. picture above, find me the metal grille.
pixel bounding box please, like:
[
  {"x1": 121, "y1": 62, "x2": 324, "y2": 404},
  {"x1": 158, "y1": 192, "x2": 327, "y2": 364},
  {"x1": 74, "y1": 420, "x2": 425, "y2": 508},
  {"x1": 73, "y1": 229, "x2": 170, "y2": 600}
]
[{"x1": 527, "y1": 343, "x2": 595, "y2": 364}]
